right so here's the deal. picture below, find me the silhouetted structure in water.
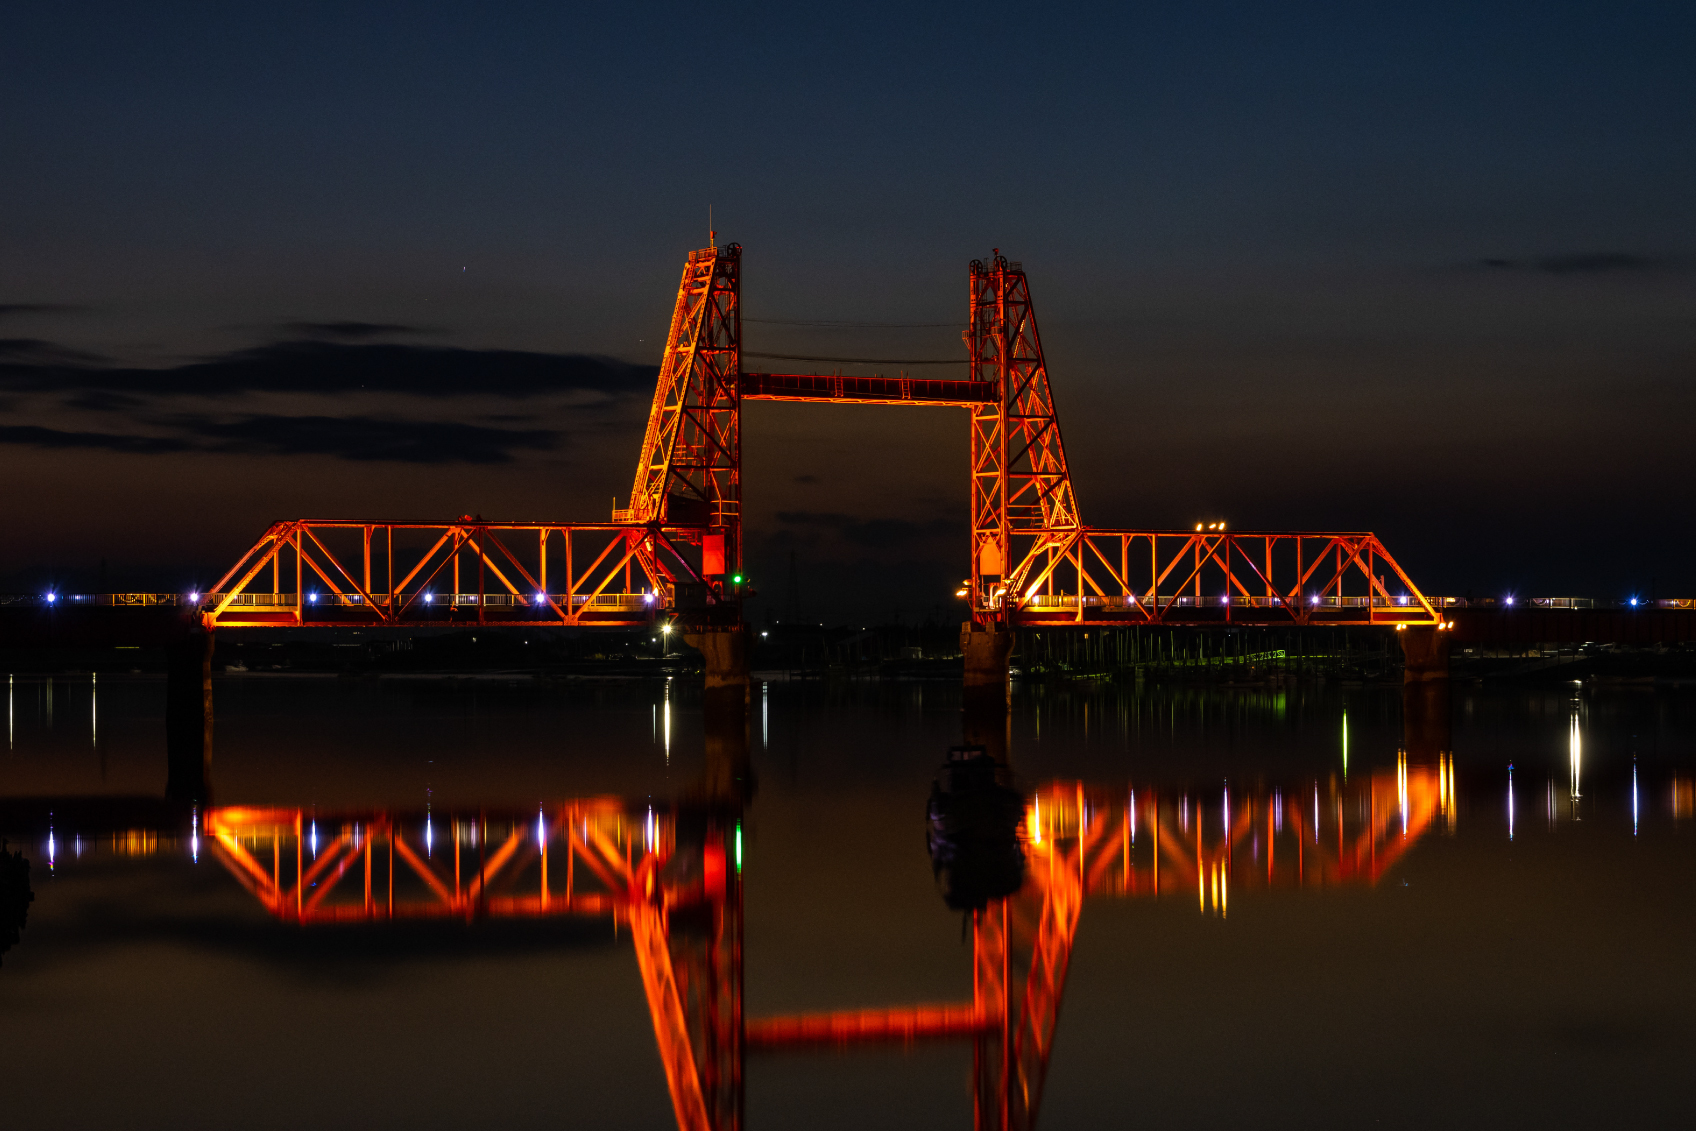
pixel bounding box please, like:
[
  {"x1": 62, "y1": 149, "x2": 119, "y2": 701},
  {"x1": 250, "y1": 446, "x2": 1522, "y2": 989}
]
[
  {"x1": 926, "y1": 746, "x2": 1025, "y2": 912},
  {"x1": 0, "y1": 838, "x2": 32, "y2": 967}
]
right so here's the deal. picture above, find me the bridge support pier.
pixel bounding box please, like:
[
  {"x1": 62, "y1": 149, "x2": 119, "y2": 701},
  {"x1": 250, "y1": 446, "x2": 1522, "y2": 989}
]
[
  {"x1": 165, "y1": 627, "x2": 214, "y2": 803},
  {"x1": 961, "y1": 624, "x2": 1013, "y2": 763},
  {"x1": 1398, "y1": 626, "x2": 1450, "y2": 683}
]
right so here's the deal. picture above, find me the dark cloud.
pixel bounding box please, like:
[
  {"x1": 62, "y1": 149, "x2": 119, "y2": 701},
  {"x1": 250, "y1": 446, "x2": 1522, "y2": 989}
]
[
  {"x1": 775, "y1": 509, "x2": 960, "y2": 551},
  {"x1": 0, "y1": 338, "x2": 106, "y2": 364},
  {"x1": 63, "y1": 389, "x2": 146, "y2": 412},
  {"x1": 278, "y1": 321, "x2": 433, "y2": 339},
  {"x1": 0, "y1": 415, "x2": 557, "y2": 464},
  {"x1": 0, "y1": 423, "x2": 195, "y2": 454},
  {"x1": 0, "y1": 340, "x2": 657, "y2": 399},
  {"x1": 1480, "y1": 253, "x2": 1664, "y2": 274},
  {"x1": 196, "y1": 414, "x2": 557, "y2": 463},
  {"x1": 794, "y1": 474, "x2": 821, "y2": 484},
  {"x1": 0, "y1": 304, "x2": 82, "y2": 320}
]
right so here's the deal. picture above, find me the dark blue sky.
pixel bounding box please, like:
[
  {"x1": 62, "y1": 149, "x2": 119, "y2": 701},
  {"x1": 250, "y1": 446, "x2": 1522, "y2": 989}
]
[{"x1": 3, "y1": 2, "x2": 1693, "y2": 613}]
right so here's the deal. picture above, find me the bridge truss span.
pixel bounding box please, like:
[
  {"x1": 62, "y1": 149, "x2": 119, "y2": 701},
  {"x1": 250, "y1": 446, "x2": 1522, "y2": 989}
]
[
  {"x1": 204, "y1": 517, "x2": 716, "y2": 628},
  {"x1": 1001, "y1": 528, "x2": 1440, "y2": 627}
]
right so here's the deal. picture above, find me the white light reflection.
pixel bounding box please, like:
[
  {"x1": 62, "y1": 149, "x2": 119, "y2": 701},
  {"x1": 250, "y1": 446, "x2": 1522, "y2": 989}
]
[
  {"x1": 426, "y1": 814, "x2": 433, "y2": 858},
  {"x1": 1222, "y1": 783, "x2": 1230, "y2": 833},
  {"x1": 48, "y1": 823, "x2": 56, "y2": 872},
  {"x1": 1632, "y1": 761, "x2": 1640, "y2": 836},
  {"x1": 191, "y1": 807, "x2": 200, "y2": 863},
  {"x1": 1398, "y1": 752, "x2": 1408, "y2": 836},
  {"x1": 1313, "y1": 784, "x2": 1320, "y2": 844},
  {"x1": 90, "y1": 671, "x2": 97, "y2": 747},
  {"x1": 761, "y1": 681, "x2": 769, "y2": 748},
  {"x1": 1342, "y1": 710, "x2": 1349, "y2": 779},
  {"x1": 1569, "y1": 711, "x2": 1582, "y2": 807},
  {"x1": 310, "y1": 820, "x2": 318, "y2": 858},
  {"x1": 8, "y1": 673, "x2": 13, "y2": 749},
  {"x1": 1129, "y1": 789, "x2": 1136, "y2": 844},
  {"x1": 1273, "y1": 790, "x2": 1283, "y2": 833},
  {"x1": 1507, "y1": 765, "x2": 1515, "y2": 841},
  {"x1": 538, "y1": 808, "x2": 547, "y2": 849},
  {"x1": 663, "y1": 677, "x2": 672, "y2": 764}
]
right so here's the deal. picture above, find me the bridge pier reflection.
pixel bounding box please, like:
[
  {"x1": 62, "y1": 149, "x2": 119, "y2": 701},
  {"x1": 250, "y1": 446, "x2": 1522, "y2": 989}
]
[
  {"x1": 164, "y1": 628, "x2": 214, "y2": 803},
  {"x1": 1403, "y1": 679, "x2": 1452, "y2": 767}
]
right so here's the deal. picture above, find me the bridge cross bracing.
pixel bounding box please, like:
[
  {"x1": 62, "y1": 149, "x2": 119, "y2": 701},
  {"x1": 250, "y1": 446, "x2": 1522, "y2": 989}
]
[{"x1": 199, "y1": 243, "x2": 1441, "y2": 632}]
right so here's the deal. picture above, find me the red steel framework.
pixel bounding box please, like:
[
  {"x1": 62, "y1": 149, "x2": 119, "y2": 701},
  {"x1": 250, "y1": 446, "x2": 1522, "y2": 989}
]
[
  {"x1": 201, "y1": 762, "x2": 1448, "y2": 1131},
  {"x1": 200, "y1": 243, "x2": 1437, "y2": 631}
]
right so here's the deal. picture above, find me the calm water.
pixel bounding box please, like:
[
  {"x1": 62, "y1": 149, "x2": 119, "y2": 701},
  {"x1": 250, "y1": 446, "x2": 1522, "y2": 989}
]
[{"x1": 3, "y1": 674, "x2": 1695, "y2": 1129}]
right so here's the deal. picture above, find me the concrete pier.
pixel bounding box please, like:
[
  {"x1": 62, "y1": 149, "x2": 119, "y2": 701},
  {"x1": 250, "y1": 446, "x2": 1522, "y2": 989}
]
[
  {"x1": 1398, "y1": 625, "x2": 1451, "y2": 683},
  {"x1": 961, "y1": 623, "x2": 1013, "y2": 763}
]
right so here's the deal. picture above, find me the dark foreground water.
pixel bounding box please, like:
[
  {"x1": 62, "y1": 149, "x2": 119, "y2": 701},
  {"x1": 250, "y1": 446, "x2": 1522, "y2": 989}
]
[{"x1": 3, "y1": 673, "x2": 1695, "y2": 1129}]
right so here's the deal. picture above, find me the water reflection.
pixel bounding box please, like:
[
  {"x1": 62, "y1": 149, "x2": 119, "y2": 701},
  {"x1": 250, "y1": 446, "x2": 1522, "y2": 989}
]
[
  {"x1": 0, "y1": 836, "x2": 30, "y2": 966},
  {"x1": 9, "y1": 754, "x2": 1454, "y2": 1130},
  {"x1": 5, "y1": 679, "x2": 1694, "y2": 1129}
]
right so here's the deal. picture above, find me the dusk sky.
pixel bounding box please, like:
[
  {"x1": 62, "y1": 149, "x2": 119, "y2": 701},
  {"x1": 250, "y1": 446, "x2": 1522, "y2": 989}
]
[{"x1": 3, "y1": 3, "x2": 1692, "y2": 618}]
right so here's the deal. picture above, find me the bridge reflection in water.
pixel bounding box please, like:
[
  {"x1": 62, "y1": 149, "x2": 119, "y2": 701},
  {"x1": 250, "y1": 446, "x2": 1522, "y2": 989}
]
[{"x1": 200, "y1": 760, "x2": 1452, "y2": 1131}]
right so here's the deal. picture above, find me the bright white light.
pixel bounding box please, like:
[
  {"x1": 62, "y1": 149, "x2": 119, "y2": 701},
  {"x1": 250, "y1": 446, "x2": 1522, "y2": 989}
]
[
  {"x1": 761, "y1": 631, "x2": 768, "y2": 637},
  {"x1": 424, "y1": 593, "x2": 434, "y2": 604},
  {"x1": 189, "y1": 591, "x2": 199, "y2": 602},
  {"x1": 1310, "y1": 595, "x2": 1319, "y2": 606},
  {"x1": 1630, "y1": 597, "x2": 1638, "y2": 607},
  {"x1": 537, "y1": 591, "x2": 547, "y2": 603},
  {"x1": 661, "y1": 623, "x2": 672, "y2": 635},
  {"x1": 1505, "y1": 596, "x2": 1514, "y2": 606},
  {"x1": 309, "y1": 593, "x2": 318, "y2": 603},
  {"x1": 644, "y1": 592, "x2": 655, "y2": 605},
  {"x1": 1221, "y1": 595, "x2": 1229, "y2": 605},
  {"x1": 44, "y1": 592, "x2": 56, "y2": 604}
]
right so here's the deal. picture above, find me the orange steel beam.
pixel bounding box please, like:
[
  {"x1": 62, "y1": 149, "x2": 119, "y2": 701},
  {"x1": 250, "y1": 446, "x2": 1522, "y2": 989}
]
[
  {"x1": 741, "y1": 372, "x2": 994, "y2": 407},
  {"x1": 746, "y1": 1003, "x2": 991, "y2": 1049}
]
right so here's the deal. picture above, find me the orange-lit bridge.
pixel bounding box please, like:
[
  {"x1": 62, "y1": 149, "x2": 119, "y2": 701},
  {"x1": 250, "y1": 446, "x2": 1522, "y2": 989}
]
[{"x1": 191, "y1": 245, "x2": 1442, "y2": 637}]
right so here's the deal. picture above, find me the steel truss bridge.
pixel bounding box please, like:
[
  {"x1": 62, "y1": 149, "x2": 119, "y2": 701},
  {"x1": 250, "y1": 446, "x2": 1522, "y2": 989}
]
[
  {"x1": 184, "y1": 763, "x2": 1447, "y2": 1130},
  {"x1": 193, "y1": 243, "x2": 1443, "y2": 634}
]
